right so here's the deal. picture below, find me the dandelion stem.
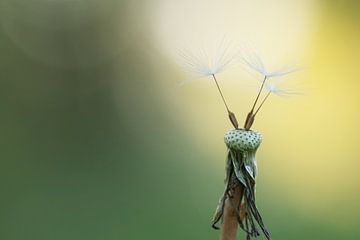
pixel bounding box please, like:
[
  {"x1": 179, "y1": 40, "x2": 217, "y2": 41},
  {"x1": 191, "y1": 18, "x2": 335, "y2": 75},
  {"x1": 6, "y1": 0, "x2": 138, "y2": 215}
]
[
  {"x1": 212, "y1": 74, "x2": 230, "y2": 113},
  {"x1": 254, "y1": 91, "x2": 271, "y2": 116},
  {"x1": 220, "y1": 183, "x2": 243, "y2": 240},
  {"x1": 250, "y1": 76, "x2": 267, "y2": 113}
]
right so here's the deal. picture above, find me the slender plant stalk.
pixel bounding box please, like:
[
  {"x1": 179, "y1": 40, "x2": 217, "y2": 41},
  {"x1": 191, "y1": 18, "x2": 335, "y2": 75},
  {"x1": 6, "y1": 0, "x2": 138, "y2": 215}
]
[
  {"x1": 250, "y1": 76, "x2": 267, "y2": 113},
  {"x1": 212, "y1": 74, "x2": 239, "y2": 129},
  {"x1": 254, "y1": 91, "x2": 271, "y2": 116},
  {"x1": 212, "y1": 74, "x2": 230, "y2": 112},
  {"x1": 220, "y1": 184, "x2": 243, "y2": 240},
  {"x1": 244, "y1": 76, "x2": 267, "y2": 130}
]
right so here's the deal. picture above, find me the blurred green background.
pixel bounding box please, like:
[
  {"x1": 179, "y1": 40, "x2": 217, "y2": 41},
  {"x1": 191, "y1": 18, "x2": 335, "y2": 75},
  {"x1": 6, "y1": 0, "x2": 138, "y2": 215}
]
[{"x1": 0, "y1": 0, "x2": 359, "y2": 239}]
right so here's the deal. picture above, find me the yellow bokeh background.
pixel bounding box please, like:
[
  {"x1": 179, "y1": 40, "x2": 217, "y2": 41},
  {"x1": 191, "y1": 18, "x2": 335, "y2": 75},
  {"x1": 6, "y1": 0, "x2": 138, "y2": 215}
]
[
  {"x1": 1, "y1": 0, "x2": 359, "y2": 239},
  {"x1": 153, "y1": 0, "x2": 360, "y2": 230}
]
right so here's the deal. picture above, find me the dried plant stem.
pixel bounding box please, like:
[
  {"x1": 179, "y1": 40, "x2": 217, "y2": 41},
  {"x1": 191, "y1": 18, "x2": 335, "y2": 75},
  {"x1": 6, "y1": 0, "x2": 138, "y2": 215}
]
[{"x1": 220, "y1": 184, "x2": 243, "y2": 240}]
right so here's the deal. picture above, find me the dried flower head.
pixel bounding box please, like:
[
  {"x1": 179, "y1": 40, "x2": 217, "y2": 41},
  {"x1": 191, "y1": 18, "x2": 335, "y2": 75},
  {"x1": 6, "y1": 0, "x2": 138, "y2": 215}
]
[{"x1": 178, "y1": 41, "x2": 302, "y2": 240}]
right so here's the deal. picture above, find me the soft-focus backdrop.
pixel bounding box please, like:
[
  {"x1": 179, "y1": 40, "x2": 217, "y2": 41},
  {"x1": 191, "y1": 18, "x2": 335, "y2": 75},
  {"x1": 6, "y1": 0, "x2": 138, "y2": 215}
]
[{"x1": 1, "y1": 0, "x2": 359, "y2": 239}]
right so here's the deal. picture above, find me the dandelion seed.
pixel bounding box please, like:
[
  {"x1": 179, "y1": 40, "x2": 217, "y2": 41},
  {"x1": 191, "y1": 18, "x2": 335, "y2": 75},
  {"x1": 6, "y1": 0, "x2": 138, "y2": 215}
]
[
  {"x1": 178, "y1": 37, "x2": 238, "y2": 80},
  {"x1": 241, "y1": 49, "x2": 300, "y2": 130},
  {"x1": 252, "y1": 82, "x2": 302, "y2": 118},
  {"x1": 240, "y1": 48, "x2": 298, "y2": 79},
  {"x1": 264, "y1": 82, "x2": 303, "y2": 97},
  {"x1": 178, "y1": 38, "x2": 240, "y2": 129}
]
